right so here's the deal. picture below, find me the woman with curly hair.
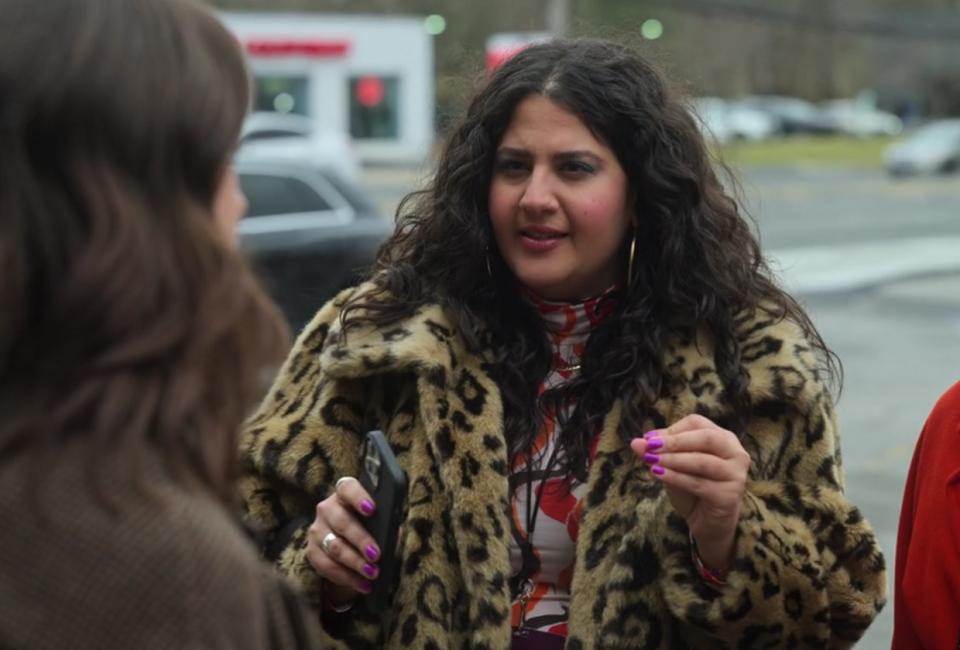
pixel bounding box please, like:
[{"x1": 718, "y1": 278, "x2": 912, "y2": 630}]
[
  {"x1": 0, "y1": 0, "x2": 318, "y2": 647},
  {"x1": 241, "y1": 39, "x2": 886, "y2": 648}
]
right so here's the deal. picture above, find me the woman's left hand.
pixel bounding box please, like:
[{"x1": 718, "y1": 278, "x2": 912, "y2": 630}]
[{"x1": 629, "y1": 414, "x2": 751, "y2": 572}]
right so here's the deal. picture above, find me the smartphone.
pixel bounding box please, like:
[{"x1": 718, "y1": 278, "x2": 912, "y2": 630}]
[{"x1": 358, "y1": 429, "x2": 407, "y2": 613}]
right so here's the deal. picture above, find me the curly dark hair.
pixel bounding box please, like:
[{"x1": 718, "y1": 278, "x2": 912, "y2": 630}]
[
  {"x1": 0, "y1": 0, "x2": 289, "y2": 504},
  {"x1": 344, "y1": 38, "x2": 839, "y2": 477}
]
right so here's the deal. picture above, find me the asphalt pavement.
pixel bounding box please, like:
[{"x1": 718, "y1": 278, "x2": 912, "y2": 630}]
[{"x1": 359, "y1": 163, "x2": 960, "y2": 648}]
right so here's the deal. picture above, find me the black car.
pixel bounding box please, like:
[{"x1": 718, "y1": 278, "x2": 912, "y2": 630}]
[
  {"x1": 739, "y1": 95, "x2": 837, "y2": 135},
  {"x1": 236, "y1": 157, "x2": 394, "y2": 331}
]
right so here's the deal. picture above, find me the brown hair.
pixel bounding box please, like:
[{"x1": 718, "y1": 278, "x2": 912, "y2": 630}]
[{"x1": 0, "y1": 0, "x2": 289, "y2": 502}]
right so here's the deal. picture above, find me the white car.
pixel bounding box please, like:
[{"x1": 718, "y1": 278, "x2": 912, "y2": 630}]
[
  {"x1": 884, "y1": 119, "x2": 960, "y2": 176},
  {"x1": 691, "y1": 97, "x2": 733, "y2": 144},
  {"x1": 691, "y1": 97, "x2": 777, "y2": 143},
  {"x1": 822, "y1": 100, "x2": 903, "y2": 138},
  {"x1": 238, "y1": 112, "x2": 361, "y2": 183},
  {"x1": 725, "y1": 102, "x2": 778, "y2": 141}
]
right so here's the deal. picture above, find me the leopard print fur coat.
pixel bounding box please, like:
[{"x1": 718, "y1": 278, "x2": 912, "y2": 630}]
[{"x1": 240, "y1": 287, "x2": 886, "y2": 649}]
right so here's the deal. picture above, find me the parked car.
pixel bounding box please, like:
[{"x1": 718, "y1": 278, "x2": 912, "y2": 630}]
[
  {"x1": 725, "y1": 101, "x2": 778, "y2": 141},
  {"x1": 235, "y1": 156, "x2": 393, "y2": 330},
  {"x1": 239, "y1": 111, "x2": 361, "y2": 183},
  {"x1": 740, "y1": 95, "x2": 837, "y2": 135},
  {"x1": 883, "y1": 119, "x2": 960, "y2": 177},
  {"x1": 691, "y1": 97, "x2": 733, "y2": 143},
  {"x1": 821, "y1": 100, "x2": 903, "y2": 138},
  {"x1": 691, "y1": 97, "x2": 777, "y2": 143}
]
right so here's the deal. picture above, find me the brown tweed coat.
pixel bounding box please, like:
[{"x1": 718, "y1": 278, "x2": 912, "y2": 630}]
[
  {"x1": 0, "y1": 441, "x2": 320, "y2": 650},
  {"x1": 240, "y1": 287, "x2": 886, "y2": 649}
]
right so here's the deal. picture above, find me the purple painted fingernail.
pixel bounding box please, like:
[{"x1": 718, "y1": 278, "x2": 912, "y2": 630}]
[
  {"x1": 651, "y1": 465, "x2": 665, "y2": 476},
  {"x1": 363, "y1": 563, "x2": 378, "y2": 578},
  {"x1": 646, "y1": 437, "x2": 663, "y2": 451},
  {"x1": 360, "y1": 500, "x2": 375, "y2": 515},
  {"x1": 360, "y1": 580, "x2": 374, "y2": 593},
  {"x1": 365, "y1": 545, "x2": 380, "y2": 561},
  {"x1": 643, "y1": 452, "x2": 660, "y2": 464},
  {"x1": 643, "y1": 430, "x2": 660, "y2": 439}
]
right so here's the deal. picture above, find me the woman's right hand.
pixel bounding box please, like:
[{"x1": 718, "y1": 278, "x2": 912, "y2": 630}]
[{"x1": 305, "y1": 476, "x2": 381, "y2": 606}]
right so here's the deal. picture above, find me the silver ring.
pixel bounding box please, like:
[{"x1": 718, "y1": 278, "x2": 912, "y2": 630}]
[
  {"x1": 321, "y1": 531, "x2": 338, "y2": 554},
  {"x1": 335, "y1": 476, "x2": 356, "y2": 490}
]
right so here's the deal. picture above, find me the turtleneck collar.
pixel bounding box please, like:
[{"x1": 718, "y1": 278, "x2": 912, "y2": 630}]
[
  {"x1": 525, "y1": 284, "x2": 621, "y2": 339},
  {"x1": 523, "y1": 284, "x2": 621, "y2": 379}
]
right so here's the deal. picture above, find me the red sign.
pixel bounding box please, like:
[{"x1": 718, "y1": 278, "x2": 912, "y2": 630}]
[
  {"x1": 245, "y1": 39, "x2": 350, "y2": 58},
  {"x1": 485, "y1": 45, "x2": 530, "y2": 73},
  {"x1": 485, "y1": 33, "x2": 552, "y2": 73}
]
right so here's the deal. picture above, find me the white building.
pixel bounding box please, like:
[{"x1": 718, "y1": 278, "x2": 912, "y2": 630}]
[{"x1": 221, "y1": 12, "x2": 435, "y2": 165}]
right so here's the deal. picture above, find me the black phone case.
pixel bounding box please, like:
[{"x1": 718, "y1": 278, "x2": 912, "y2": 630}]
[{"x1": 358, "y1": 430, "x2": 407, "y2": 613}]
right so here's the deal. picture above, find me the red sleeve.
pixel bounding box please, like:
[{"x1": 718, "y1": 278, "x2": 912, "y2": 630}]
[{"x1": 893, "y1": 381, "x2": 960, "y2": 650}]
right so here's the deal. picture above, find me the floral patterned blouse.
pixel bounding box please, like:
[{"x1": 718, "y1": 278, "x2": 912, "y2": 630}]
[{"x1": 509, "y1": 286, "x2": 618, "y2": 636}]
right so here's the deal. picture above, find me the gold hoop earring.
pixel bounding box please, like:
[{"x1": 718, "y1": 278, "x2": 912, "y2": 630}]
[{"x1": 627, "y1": 233, "x2": 637, "y2": 289}]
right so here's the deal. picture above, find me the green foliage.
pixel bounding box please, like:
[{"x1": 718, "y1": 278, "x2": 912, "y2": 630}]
[{"x1": 719, "y1": 135, "x2": 898, "y2": 169}]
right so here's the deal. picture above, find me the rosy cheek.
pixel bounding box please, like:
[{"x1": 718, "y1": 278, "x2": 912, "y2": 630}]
[{"x1": 576, "y1": 199, "x2": 615, "y2": 225}]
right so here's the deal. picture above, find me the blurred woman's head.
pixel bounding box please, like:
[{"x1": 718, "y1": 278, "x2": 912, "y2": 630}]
[{"x1": 0, "y1": 0, "x2": 288, "y2": 499}]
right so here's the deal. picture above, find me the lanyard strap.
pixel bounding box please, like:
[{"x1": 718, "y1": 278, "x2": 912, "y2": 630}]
[{"x1": 509, "y1": 439, "x2": 563, "y2": 599}]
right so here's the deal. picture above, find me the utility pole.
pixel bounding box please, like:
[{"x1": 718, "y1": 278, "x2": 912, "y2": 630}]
[{"x1": 545, "y1": 0, "x2": 571, "y2": 36}]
